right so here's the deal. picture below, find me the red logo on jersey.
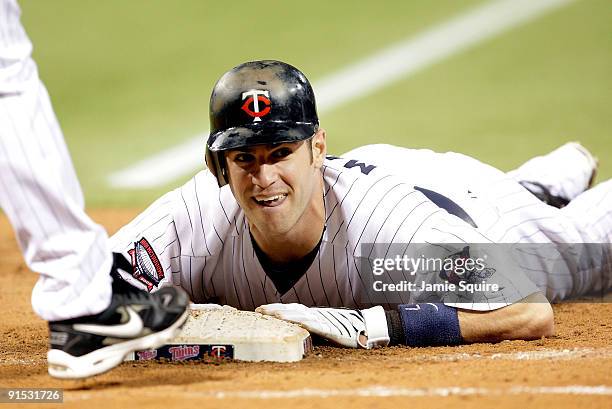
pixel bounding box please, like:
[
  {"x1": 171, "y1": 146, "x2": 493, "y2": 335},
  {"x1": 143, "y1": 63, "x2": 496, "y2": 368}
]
[
  {"x1": 128, "y1": 237, "x2": 165, "y2": 291},
  {"x1": 241, "y1": 90, "x2": 271, "y2": 122}
]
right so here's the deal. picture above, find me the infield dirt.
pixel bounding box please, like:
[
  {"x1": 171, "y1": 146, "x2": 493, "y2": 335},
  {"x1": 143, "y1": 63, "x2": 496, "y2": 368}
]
[{"x1": 1, "y1": 210, "x2": 611, "y2": 409}]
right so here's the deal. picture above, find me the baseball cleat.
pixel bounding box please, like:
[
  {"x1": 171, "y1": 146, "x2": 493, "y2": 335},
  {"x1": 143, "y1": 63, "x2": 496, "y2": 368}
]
[
  {"x1": 518, "y1": 180, "x2": 570, "y2": 208},
  {"x1": 519, "y1": 142, "x2": 598, "y2": 207},
  {"x1": 256, "y1": 303, "x2": 389, "y2": 349},
  {"x1": 47, "y1": 274, "x2": 189, "y2": 379}
]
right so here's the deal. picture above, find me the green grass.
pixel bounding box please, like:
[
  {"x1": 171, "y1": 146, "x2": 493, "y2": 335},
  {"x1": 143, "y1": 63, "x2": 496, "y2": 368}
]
[
  {"x1": 325, "y1": 0, "x2": 612, "y2": 174},
  {"x1": 19, "y1": 0, "x2": 611, "y2": 207}
]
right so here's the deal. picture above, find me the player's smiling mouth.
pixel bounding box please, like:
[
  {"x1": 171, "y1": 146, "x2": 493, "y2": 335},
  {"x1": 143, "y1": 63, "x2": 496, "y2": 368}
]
[{"x1": 253, "y1": 193, "x2": 288, "y2": 207}]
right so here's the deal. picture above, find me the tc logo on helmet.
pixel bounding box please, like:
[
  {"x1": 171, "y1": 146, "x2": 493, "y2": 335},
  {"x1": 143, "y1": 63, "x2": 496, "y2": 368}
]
[{"x1": 241, "y1": 90, "x2": 271, "y2": 122}]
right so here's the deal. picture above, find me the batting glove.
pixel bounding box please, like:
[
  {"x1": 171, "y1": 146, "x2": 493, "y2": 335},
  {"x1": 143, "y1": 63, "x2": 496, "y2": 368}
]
[{"x1": 255, "y1": 303, "x2": 389, "y2": 349}]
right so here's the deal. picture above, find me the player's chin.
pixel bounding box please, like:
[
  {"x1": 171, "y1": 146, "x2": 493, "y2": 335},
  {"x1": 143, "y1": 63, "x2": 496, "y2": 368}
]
[
  {"x1": 247, "y1": 203, "x2": 290, "y2": 227},
  {"x1": 256, "y1": 214, "x2": 294, "y2": 236}
]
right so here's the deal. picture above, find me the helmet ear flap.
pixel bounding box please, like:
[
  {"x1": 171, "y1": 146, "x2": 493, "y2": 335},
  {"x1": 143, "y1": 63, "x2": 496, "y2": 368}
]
[{"x1": 205, "y1": 148, "x2": 229, "y2": 187}]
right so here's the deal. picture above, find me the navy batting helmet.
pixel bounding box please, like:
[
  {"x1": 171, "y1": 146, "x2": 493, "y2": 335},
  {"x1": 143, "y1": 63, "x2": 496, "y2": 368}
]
[{"x1": 206, "y1": 60, "x2": 319, "y2": 186}]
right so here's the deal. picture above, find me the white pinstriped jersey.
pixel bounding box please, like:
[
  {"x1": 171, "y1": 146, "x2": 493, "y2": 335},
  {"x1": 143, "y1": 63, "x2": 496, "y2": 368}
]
[
  {"x1": 111, "y1": 152, "x2": 550, "y2": 311},
  {"x1": 345, "y1": 145, "x2": 612, "y2": 301}
]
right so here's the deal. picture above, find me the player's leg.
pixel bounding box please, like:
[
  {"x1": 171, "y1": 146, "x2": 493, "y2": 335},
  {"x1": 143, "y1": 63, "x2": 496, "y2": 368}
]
[
  {"x1": 482, "y1": 175, "x2": 612, "y2": 301},
  {"x1": 556, "y1": 180, "x2": 612, "y2": 296},
  {"x1": 0, "y1": 79, "x2": 114, "y2": 321},
  {"x1": 0, "y1": 0, "x2": 189, "y2": 379},
  {"x1": 507, "y1": 142, "x2": 597, "y2": 206},
  {"x1": 0, "y1": 58, "x2": 189, "y2": 380},
  {"x1": 560, "y1": 179, "x2": 612, "y2": 243}
]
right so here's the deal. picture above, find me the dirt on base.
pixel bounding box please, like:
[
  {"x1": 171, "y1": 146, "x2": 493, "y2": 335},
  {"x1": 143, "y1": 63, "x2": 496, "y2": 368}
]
[{"x1": 1, "y1": 210, "x2": 611, "y2": 409}]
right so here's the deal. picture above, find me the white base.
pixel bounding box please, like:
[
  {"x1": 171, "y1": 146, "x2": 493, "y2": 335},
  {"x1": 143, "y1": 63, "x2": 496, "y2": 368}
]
[{"x1": 126, "y1": 305, "x2": 312, "y2": 363}]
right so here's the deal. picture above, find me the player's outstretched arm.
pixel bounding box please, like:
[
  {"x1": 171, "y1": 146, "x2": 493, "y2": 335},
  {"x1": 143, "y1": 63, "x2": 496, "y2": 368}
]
[{"x1": 257, "y1": 292, "x2": 554, "y2": 348}]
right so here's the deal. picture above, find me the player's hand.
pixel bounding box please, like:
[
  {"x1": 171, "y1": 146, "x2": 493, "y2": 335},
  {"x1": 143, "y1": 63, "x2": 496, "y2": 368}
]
[{"x1": 256, "y1": 303, "x2": 389, "y2": 349}]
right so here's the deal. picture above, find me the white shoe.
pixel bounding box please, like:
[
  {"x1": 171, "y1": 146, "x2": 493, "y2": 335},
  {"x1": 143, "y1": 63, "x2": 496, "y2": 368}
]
[{"x1": 513, "y1": 142, "x2": 598, "y2": 206}]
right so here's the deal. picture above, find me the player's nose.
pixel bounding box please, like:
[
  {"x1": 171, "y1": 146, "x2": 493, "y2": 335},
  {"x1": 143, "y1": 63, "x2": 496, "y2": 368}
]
[{"x1": 251, "y1": 163, "x2": 278, "y2": 188}]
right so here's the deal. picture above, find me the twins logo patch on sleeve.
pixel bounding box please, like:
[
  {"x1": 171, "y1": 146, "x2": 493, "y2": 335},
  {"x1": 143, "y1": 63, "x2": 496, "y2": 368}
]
[{"x1": 128, "y1": 237, "x2": 165, "y2": 291}]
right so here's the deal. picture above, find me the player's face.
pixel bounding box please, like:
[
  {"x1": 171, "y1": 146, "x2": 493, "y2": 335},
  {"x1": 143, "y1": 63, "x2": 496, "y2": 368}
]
[{"x1": 225, "y1": 131, "x2": 327, "y2": 238}]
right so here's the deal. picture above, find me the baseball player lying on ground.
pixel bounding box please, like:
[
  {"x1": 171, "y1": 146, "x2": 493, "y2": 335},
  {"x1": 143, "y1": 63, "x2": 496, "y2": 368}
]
[{"x1": 111, "y1": 60, "x2": 611, "y2": 349}]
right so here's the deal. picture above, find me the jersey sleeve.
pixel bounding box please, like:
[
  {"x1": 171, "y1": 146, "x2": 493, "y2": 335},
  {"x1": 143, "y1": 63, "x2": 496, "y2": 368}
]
[
  {"x1": 110, "y1": 190, "x2": 181, "y2": 293},
  {"x1": 410, "y1": 213, "x2": 542, "y2": 311}
]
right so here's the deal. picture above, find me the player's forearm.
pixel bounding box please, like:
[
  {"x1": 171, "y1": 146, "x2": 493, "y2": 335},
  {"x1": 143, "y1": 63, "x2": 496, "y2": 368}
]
[
  {"x1": 458, "y1": 292, "x2": 554, "y2": 343},
  {"x1": 386, "y1": 292, "x2": 554, "y2": 347}
]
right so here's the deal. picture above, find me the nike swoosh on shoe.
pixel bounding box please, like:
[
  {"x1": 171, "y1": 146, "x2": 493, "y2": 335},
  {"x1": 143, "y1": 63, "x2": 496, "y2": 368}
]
[{"x1": 73, "y1": 306, "x2": 144, "y2": 338}]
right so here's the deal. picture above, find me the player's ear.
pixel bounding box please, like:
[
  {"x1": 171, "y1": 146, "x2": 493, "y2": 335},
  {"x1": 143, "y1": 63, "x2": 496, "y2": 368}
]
[{"x1": 311, "y1": 128, "x2": 327, "y2": 168}]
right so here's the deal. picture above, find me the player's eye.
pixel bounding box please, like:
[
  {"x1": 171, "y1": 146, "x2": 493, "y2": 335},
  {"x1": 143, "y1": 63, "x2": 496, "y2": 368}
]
[
  {"x1": 231, "y1": 153, "x2": 255, "y2": 163},
  {"x1": 271, "y1": 147, "x2": 292, "y2": 159}
]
